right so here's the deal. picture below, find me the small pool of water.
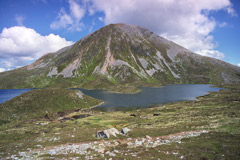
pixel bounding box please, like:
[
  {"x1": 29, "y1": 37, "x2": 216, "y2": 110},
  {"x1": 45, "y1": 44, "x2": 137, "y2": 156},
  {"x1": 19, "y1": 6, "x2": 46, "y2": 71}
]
[{"x1": 77, "y1": 84, "x2": 223, "y2": 111}]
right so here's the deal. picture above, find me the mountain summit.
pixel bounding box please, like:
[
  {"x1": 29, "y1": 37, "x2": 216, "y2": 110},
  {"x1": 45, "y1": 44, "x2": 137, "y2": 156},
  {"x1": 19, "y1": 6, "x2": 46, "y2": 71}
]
[{"x1": 0, "y1": 23, "x2": 240, "y2": 89}]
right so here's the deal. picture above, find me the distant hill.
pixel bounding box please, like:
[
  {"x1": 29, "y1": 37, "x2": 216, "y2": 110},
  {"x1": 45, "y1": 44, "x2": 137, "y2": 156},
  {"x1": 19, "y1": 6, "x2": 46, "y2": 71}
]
[{"x1": 0, "y1": 23, "x2": 240, "y2": 89}]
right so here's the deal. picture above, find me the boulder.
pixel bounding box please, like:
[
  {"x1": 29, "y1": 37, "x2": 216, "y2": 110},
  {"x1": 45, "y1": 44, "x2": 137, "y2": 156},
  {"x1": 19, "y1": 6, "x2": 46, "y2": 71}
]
[
  {"x1": 121, "y1": 127, "x2": 131, "y2": 134},
  {"x1": 97, "y1": 130, "x2": 109, "y2": 138},
  {"x1": 97, "y1": 128, "x2": 120, "y2": 138},
  {"x1": 107, "y1": 128, "x2": 120, "y2": 137}
]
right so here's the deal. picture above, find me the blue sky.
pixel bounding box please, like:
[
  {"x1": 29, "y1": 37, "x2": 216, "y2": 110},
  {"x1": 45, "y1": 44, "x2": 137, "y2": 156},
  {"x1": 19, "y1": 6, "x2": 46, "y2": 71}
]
[{"x1": 0, "y1": 0, "x2": 239, "y2": 72}]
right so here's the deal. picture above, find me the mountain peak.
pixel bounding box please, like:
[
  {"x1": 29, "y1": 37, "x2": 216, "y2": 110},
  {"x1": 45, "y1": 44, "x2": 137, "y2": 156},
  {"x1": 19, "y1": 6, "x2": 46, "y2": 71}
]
[
  {"x1": 113, "y1": 23, "x2": 140, "y2": 29},
  {"x1": 110, "y1": 23, "x2": 149, "y2": 35},
  {"x1": 0, "y1": 23, "x2": 240, "y2": 89},
  {"x1": 107, "y1": 23, "x2": 137, "y2": 28}
]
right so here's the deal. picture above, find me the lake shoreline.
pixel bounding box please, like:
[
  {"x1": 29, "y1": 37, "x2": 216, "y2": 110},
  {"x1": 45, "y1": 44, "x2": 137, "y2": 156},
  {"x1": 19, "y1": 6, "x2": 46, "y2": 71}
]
[
  {"x1": 77, "y1": 84, "x2": 223, "y2": 111},
  {"x1": 0, "y1": 84, "x2": 239, "y2": 159}
]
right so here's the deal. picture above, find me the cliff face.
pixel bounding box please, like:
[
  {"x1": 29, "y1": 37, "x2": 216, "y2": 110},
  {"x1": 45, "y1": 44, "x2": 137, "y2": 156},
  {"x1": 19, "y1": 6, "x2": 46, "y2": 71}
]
[{"x1": 0, "y1": 23, "x2": 240, "y2": 89}]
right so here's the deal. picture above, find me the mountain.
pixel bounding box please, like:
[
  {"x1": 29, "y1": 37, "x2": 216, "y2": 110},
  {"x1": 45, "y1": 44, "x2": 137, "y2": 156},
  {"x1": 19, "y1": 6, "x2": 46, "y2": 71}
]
[{"x1": 0, "y1": 23, "x2": 240, "y2": 89}]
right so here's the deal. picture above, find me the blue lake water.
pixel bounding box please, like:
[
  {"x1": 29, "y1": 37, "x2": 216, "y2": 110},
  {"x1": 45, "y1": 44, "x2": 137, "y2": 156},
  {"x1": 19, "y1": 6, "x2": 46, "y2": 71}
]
[
  {"x1": 77, "y1": 84, "x2": 222, "y2": 111},
  {"x1": 0, "y1": 85, "x2": 222, "y2": 111},
  {"x1": 0, "y1": 89, "x2": 33, "y2": 103}
]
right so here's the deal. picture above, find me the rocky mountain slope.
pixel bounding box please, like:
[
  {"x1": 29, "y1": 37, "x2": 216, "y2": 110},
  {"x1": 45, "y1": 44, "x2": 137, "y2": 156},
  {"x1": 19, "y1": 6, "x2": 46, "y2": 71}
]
[{"x1": 0, "y1": 23, "x2": 240, "y2": 89}]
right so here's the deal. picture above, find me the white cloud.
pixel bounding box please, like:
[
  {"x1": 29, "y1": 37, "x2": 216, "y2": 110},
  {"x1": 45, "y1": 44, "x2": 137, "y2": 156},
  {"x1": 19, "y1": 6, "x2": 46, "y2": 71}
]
[
  {"x1": 69, "y1": 0, "x2": 85, "y2": 20},
  {"x1": 50, "y1": 8, "x2": 73, "y2": 30},
  {"x1": 218, "y1": 21, "x2": 228, "y2": 28},
  {"x1": 15, "y1": 15, "x2": 25, "y2": 26},
  {"x1": 51, "y1": 0, "x2": 86, "y2": 31},
  {"x1": 196, "y1": 49, "x2": 225, "y2": 60},
  {"x1": 88, "y1": 6, "x2": 95, "y2": 15},
  {"x1": 237, "y1": 63, "x2": 240, "y2": 67},
  {"x1": 89, "y1": 0, "x2": 235, "y2": 60},
  {"x1": 0, "y1": 26, "x2": 73, "y2": 70},
  {"x1": 0, "y1": 68, "x2": 6, "y2": 73},
  {"x1": 88, "y1": 25, "x2": 93, "y2": 33},
  {"x1": 227, "y1": 6, "x2": 237, "y2": 16},
  {"x1": 98, "y1": 17, "x2": 103, "y2": 22}
]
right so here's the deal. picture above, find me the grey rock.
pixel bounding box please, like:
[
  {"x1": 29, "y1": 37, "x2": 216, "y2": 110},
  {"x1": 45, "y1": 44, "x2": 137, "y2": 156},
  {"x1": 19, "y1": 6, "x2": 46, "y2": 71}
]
[
  {"x1": 75, "y1": 91, "x2": 83, "y2": 99},
  {"x1": 121, "y1": 127, "x2": 131, "y2": 134},
  {"x1": 97, "y1": 128, "x2": 120, "y2": 138}
]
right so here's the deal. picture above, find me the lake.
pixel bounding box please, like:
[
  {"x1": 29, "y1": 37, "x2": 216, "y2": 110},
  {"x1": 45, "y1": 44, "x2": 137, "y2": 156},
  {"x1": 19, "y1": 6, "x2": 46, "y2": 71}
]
[
  {"x1": 0, "y1": 89, "x2": 33, "y2": 103},
  {"x1": 77, "y1": 84, "x2": 222, "y2": 111},
  {"x1": 0, "y1": 85, "x2": 222, "y2": 111}
]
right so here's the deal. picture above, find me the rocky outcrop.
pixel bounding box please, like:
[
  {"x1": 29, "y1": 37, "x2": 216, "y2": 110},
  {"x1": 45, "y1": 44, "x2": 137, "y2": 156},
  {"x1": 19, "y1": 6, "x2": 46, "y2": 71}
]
[
  {"x1": 8, "y1": 130, "x2": 209, "y2": 159},
  {"x1": 97, "y1": 128, "x2": 120, "y2": 138},
  {"x1": 97, "y1": 127, "x2": 132, "y2": 138}
]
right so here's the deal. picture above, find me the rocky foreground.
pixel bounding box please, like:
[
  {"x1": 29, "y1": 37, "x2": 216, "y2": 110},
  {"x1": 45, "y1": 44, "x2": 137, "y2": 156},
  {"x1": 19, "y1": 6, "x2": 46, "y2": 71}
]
[
  {"x1": 7, "y1": 130, "x2": 209, "y2": 160},
  {"x1": 1, "y1": 85, "x2": 240, "y2": 159}
]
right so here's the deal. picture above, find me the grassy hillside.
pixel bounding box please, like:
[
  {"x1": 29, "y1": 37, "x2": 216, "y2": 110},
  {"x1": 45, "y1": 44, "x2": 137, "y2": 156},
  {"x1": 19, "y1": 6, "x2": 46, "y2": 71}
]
[
  {"x1": 0, "y1": 88, "x2": 102, "y2": 124},
  {"x1": 0, "y1": 84, "x2": 239, "y2": 159}
]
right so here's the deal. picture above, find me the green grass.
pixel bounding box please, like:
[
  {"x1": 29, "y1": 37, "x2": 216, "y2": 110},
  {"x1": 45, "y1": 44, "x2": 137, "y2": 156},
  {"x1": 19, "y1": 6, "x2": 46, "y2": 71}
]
[
  {"x1": 109, "y1": 131, "x2": 240, "y2": 160},
  {"x1": 0, "y1": 88, "x2": 102, "y2": 123},
  {"x1": 1, "y1": 84, "x2": 239, "y2": 159}
]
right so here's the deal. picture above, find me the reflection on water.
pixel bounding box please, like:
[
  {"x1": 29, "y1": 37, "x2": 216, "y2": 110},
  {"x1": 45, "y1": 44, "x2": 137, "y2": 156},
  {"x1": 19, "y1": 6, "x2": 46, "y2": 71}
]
[{"x1": 77, "y1": 84, "x2": 222, "y2": 111}]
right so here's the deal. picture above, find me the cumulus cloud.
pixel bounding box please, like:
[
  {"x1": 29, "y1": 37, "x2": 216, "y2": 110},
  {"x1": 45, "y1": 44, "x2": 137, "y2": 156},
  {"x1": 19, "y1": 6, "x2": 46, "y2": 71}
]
[
  {"x1": 237, "y1": 63, "x2": 240, "y2": 67},
  {"x1": 89, "y1": 0, "x2": 235, "y2": 59},
  {"x1": 0, "y1": 26, "x2": 73, "y2": 70},
  {"x1": 51, "y1": 0, "x2": 85, "y2": 31}
]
